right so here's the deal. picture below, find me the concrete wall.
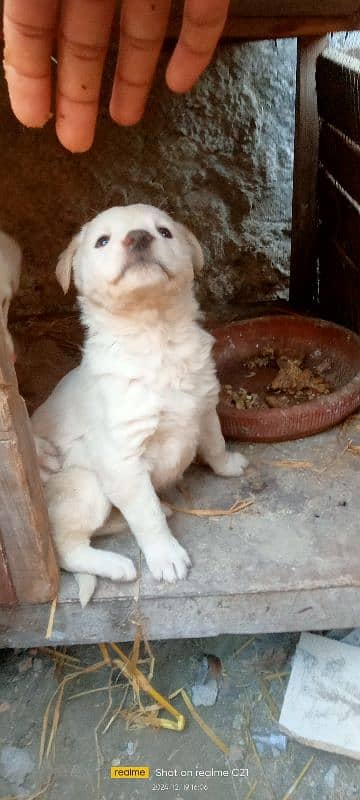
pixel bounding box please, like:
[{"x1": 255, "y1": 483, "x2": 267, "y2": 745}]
[{"x1": 0, "y1": 39, "x2": 296, "y2": 318}]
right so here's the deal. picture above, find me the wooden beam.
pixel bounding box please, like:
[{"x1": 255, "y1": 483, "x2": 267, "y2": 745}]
[
  {"x1": 0, "y1": 322, "x2": 59, "y2": 603},
  {"x1": 289, "y1": 35, "x2": 328, "y2": 310},
  {"x1": 167, "y1": 16, "x2": 360, "y2": 40},
  {"x1": 223, "y1": 0, "x2": 360, "y2": 16},
  {"x1": 3, "y1": 586, "x2": 360, "y2": 647},
  {"x1": 1, "y1": 10, "x2": 358, "y2": 49},
  {"x1": 162, "y1": 1, "x2": 360, "y2": 38}
]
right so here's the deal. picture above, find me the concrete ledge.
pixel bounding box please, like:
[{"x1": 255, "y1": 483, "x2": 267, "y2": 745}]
[{"x1": 1, "y1": 422, "x2": 360, "y2": 647}]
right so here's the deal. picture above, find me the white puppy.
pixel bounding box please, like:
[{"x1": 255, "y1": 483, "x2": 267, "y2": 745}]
[
  {"x1": 32, "y1": 205, "x2": 248, "y2": 606},
  {"x1": 0, "y1": 231, "x2": 59, "y2": 478},
  {"x1": 0, "y1": 230, "x2": 21, "y2": 361}
]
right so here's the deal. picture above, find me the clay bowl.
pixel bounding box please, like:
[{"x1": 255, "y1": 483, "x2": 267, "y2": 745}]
[{"x1": 211, "y1": 315, "x2": 360, "y2": 442}]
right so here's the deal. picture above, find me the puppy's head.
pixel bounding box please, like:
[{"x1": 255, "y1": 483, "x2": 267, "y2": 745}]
[{"x1": 56, "y1": 205, "x2": 203, "y2": 311}]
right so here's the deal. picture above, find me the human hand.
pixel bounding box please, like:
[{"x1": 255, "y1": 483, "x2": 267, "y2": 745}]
[{"x1": 3, "y1": 0, "x2": 230, "y2": 152}]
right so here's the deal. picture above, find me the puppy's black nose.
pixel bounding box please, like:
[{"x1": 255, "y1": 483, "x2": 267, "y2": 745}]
[{"x1": 123, "y1": 229, "x2": 154, "y2": 251}]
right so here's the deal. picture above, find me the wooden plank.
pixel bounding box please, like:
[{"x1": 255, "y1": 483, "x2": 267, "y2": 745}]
[
  {"x1": 1, "y1": 12, "x2": 357, "y2": 48},
  {"x1": 166, "y1": 0, "x2": 360, "y2": 37},
  {"x1": 319, "y1": 122, "x2": 360, "y2": 205},
  {"x1": 317, "y1": 50, "x2": 360, "y2": 145},
  {"x1": 0, "y1": 531, "x2": 16, "y2": 605},
  {"x1": 1, "y1": 421, "x2": 360, "y2": 645},
  {"x1": 224, "y1": 0, "x2": 360, "y2": 17},
  {"x1": 1, "y1": 0, "x2": 359, "y2": 46},
  {"x1": 167, "y1": 0, "x2": 360, "y2": 38},
  {"x1": 167, "y1": 16, "x2": 359, "y2": 39},
  {"x1": 2, "y1": 587, "x2": 360, "y2": 647},
  {"x1": 289, "y1": 35, "x2": 328, "y2": 309},
  {"x1": 0, "y1": 321, "x2": 59, "y2": 603},
  {"x1": 318, "y1": 167, "x2": 360, "y2": 267}
]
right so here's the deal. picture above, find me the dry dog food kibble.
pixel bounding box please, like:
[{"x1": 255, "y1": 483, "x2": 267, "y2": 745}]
[{"x1": 221, "y1": 352, "x2": 331, "y2": 410}]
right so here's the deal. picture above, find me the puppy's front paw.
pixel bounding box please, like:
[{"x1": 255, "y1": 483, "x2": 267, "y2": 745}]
[
  {"x1": 107, "y1": 553, "x2": 137, "y2": 582},
  {"x1": 145, "y1": 536, "x2": 191, "y2": 583},
  {"x1": 213, "y1": 451, "x2": 248, "y2": 477}
]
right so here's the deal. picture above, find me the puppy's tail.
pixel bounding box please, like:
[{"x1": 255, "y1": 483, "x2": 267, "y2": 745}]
[
  {"x1": 73, "y1": 512, "x2": 128, "y2": 608},
  {"x1": 74, "y1": 573, "x2": 97, "y2": 608}
]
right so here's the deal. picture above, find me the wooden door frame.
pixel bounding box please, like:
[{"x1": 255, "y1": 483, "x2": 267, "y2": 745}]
[{"x1": 0, "y1": 321, "x2": 59, "y2": 604}]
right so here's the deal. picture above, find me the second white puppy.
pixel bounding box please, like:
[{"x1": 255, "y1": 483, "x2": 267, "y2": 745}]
[
  {"x1": 32, "y1": 204, "x2": 248, "y2": 605},
  {"x1": 0, "y1": 229, "x2": 22, "y2": 361},
  {"x1": 0, "y1": 231, "x2": 59, "y2": 477}
]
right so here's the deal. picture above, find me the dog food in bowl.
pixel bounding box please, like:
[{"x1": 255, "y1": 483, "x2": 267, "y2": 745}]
[{"x1": 211, "y1": 315, "x2": 360, "y2": 442}]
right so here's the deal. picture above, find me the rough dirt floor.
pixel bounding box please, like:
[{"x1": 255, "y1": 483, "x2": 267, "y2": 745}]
[{"x1": 0, "y1": 633, "x2": 360, "y2": 800}]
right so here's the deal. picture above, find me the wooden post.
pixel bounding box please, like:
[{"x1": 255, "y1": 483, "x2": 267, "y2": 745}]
[
  {"x1": 289, "y1": 35, "x2": 328, "y2": 310},
  {"x1": 0, "y1": 322, "x2": 59, "y2": 604}
]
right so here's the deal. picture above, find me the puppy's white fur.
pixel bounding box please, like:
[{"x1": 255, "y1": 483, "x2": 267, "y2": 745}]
[
  {"x1": 0, "y1": 230, "x2": 21, "y2": 361},
  {"x1": 32, "y1": 205, "x2": 247, "y2": 605},
  {"x1": 0, "y1": 231, "x2": 60, "y2": 478}
]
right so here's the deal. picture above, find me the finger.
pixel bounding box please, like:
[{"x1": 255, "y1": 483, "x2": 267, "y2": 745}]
[
  {"x1": 110, "y1": 0, "x2": 171, "y2": 126},
  {"x1": 3, "y1": 0, "x2": 58, "y2": 127},
  {"x1": 56, "y1": 0, "x2": 115, "y2": 152},
  {"x1": 166, "y1": 0, "x2": 230, "y2": 93}
]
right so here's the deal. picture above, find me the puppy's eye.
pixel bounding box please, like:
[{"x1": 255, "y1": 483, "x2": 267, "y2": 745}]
[
  {"x1": 157, "y1": 227, "x2": 172, "y2": 239},
  {"x1": 95, "y1": 235, "x2": 110, "y2": 248}
]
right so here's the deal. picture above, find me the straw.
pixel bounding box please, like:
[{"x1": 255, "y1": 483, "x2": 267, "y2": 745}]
[
  {"x1": 280, "y1": 756, "x2": 315, "y2": 800},
  {"x1": 39, "y1": 647, "x2": 80, "y2": 666},
  {"x1": 110, "y1": 642, "x2": 185, "y2": 731},
  {"x1": 177, "y1": 688, "x2": 230, "y2": 755},
  {"x1": 39, "y1": 659, "x2": 106, "y2": 765},
  {"x1": 258, "y1": 678, "x2": 279, "y2": 721},
  {"x1": 233, "y1": 636, "x2": 256, "y2": 658},
  {"x1": 168, "y1": 498, "x2": 254, "y2": 517},
  {"x1": 244, "y1": 782, "x2": 258, "y2": 800},
  {"x1": 45, "y1": 596, "x2": 57, "y2": 640}
]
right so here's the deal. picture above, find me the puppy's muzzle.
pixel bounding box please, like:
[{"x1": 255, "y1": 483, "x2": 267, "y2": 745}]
[
  {"x1": 119, "y1": 228, "x2": 170, "y2": 281},
  {"x1": 123, "y1": 229, "x2": 154, "y2": 253}
]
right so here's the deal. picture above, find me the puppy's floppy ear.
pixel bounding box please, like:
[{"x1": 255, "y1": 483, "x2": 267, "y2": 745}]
[
  {"x1": 56, "y1": 231, "x2": 82, "y2": 294},
  {"x1": 179, "y1": 224, "x2": 204, "y2": 277}
]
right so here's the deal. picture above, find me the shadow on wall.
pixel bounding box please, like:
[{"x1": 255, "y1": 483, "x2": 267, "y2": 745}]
[{"x1": 0, "y1": 39, "x2": 297, "y2": 319}]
